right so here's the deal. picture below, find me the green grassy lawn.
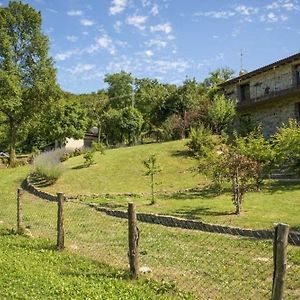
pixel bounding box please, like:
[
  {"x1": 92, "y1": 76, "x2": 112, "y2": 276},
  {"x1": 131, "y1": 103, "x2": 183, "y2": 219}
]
[
  {"x1": 36, "y1": 139, "x2": 300, "y2": 231},
  {"x1": 87, "y1": 181, "x2": 300, "y2": 230},
  {"x1": 0, "y1": 148, "x2": 299, "y2": 299},
  {"x1": 42, "y1": 140, "x2": 207, "y2": 195},
  {"x1": 8, "y1": 195, "x2": 300, "y2": 299},
  {"x1": 0, "y1": 229, "x2": 182, "y2": 300},
  {"x1": 0, "y1": 166, "x2": 187, "y2": 299}
]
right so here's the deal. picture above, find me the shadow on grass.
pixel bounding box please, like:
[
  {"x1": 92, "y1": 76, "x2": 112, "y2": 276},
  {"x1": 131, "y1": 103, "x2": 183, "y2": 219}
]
[
  {"x1": 174, "y1": 206, "x2": 234, "y2": 220},
  {"x1": 60, "y1": 267, "x2": 131, "y2": 281},
  {"x1": 170, "y1": 149, "x2": 193, "y2": 158},
  {"x1": 161, "y1": 185, "x2": 230, "y2": 201},
  {"x1": 72, "y1": 165, "x2": 87, "y2": 170},
  {"x1": 265, "y1": 180, "x2": 300, "y2": 194}
]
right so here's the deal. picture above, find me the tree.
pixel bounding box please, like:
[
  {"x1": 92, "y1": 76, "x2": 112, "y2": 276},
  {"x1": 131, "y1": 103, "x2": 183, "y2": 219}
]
[
  {"x1": 207, "y1": 94, "x2": 236, "y2": 134},
  {"x1": 0, "y1": 2, "x2": 59, "y2": 166},
  {"x1": 104, "y1": 71, "x2": 134, "y2": 109},
  {"x1": 203, "y1": 67, "x2": 235, "y2": 100},
  {"x1": 203, "y1": 68, "x2": 235, "y2": 88},
  {"x1": 224, "y1": 151, "x2": 260, "y2": 215},
  {"x1": 143, "y1": 154, "x2": 161, "y2": 204},
  {"x1": 164, "y1": 78, "x2": 207, "y2": 138},
  {"x1": 234, "y1": 128, "x2": 275, "y2": 189},
  {"x1": 80, "y1": 90, "x2": 109, "y2": 142},
  {"x1": 119, "y1": 107, "x2": 144, "y2": 145},
  {"x1": 42, "y1": 101, "x2": 88, "y2": 145},
  {"x1": 273, "y1": 119, "x2": 300, "y2": 174}
]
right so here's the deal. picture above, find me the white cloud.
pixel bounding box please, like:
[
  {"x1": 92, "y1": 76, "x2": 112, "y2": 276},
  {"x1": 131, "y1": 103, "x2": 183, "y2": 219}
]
[
  {"x1": 266, "y1": 1, "x2": 299, "y2": 11},
  {"x1": 55, "y1": 49, "x2": 79, "y2": 61},
  {"x1": 146, "y1": 39, "x2": 167, "y2": 49},
  {"x1": 67, "y1": 10, "x2": 83, "y2": 16},
  {"x1": 194, "y1": 10, "x2": 236, "y2": 19},
  {"x1": 46, "y1": 8, "x2": 58, "y2": 14},
  {"x1": 109, "y1": 0, "x2": 127, "y2": 15},
  {"x1": 69, "y1": 63, "x2": 95, "y2": 75},
  {"x1": 126, "y1": 15, "x2": 148, "y2": 30},
  {"x1": 148, "y1": 59, "x2": 190, "y2": 74},
  {"x1": 150, "y1": 22, "x2": 172, "y2": 34},
  {"x1": 86, "y1": 34, "x2": 116, "y2": 55},
  {"x1": 151, "y1": 4, "x2": 159, "y2": 16},
  {"x1": 114, "y1": 20, "x2": 123, "y2": 33},
  {"x1": 66, "y1": 35, "x2": 78, "y2": 42},
  {"x1": 260, "y1": 12, "x2": 288, "y2": 22},
  {"x1": 235, "y1": 5, "x2": 259, "y2": 15},
  {"x1": 145, "y1": 50, "x2": 154, "y2": 57},
  {"x1": 80, "y1": 19, "x2": 95, "y2": 26}
]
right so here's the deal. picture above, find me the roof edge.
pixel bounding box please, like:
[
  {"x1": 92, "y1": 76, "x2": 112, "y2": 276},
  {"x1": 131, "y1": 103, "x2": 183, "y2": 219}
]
[{"x1": 219, "y1": 52, "x2": 300, "y2": 87}]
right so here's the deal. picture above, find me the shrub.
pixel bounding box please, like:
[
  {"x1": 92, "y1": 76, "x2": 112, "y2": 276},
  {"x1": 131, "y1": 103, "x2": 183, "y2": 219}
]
[
  {"x1": 92, "y1": 141, "x2": 105, "y2": 154},
  {"x1": 186, "y1": 125, "x2": 215, "y2": 157},
  {"x1": 33, "y1": 149, "x2": 65, "y2": 181},
  {"x1": 272, "y1": 119, "x2": 300, "y2": 174},
  {"x1": 207, "y1": 94, "x2": 236, "y2": 134},
  {"x1": 73, "y1": 148, "x2": 84, "y2": 157},
  {"x1": 60, "y1": 152, "x2": 70, "y2": 162},
  {"x1": 83, "y1": 151, "x2": 95, "y2": 167}
]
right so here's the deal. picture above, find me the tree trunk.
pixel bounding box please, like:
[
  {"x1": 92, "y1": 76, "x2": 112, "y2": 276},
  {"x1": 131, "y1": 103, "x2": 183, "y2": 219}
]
[
  {"x1": 9, "y1": 121, "x2": 17, "y2": 167},
  {"x1": 97, "y1": 123, "x2": 102, "y2": 143}
]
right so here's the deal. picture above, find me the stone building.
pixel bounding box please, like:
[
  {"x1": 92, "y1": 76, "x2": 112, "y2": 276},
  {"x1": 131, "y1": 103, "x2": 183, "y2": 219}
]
[{"x1": 219, "y1": 52, "x2": 300, "y2": 136}]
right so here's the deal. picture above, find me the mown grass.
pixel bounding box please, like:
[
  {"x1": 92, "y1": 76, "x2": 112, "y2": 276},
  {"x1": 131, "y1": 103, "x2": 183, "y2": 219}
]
[
  {"x1": 0, "y1": 153, "x2": 299, "y2": 299},
  {"x1": 0, "y1": 229, "x2": 182, "y2": 300},
  {"x1": 0, "y1": 166, "x2": 188, "y2": 299},
  {"x1": 37, "y1": 139, "x2": 300, "y2": 230},
  {"x1": 87, "y1": 181, "x2": 300, "y2": 230},
  {"x1": 42, "y1": 140, "x2": 207, "y2": 195},
  {"x1": 16, "y1": 195, "x2": 300, "y2": 299}
]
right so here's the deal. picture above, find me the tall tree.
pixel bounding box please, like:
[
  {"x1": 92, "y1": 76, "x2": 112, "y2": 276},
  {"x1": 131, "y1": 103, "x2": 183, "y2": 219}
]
[
  {"x1": 207, "y1": 94, "x2": 236, "y2": 134},
  {"x1": 104, "y1": 71, "x2": 134, "y2": 109},
  {"x1": 80, "y1": 90, "x2": 109, "y2": 142},
  {"x1": 0, "y1": 1, "x2": 59, "y2": 165}
]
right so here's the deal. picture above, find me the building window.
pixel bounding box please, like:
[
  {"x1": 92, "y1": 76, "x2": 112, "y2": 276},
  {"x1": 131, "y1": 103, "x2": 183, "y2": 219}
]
[{"x1": 239, "y1": 83, "x2": 250, "y2": 102}]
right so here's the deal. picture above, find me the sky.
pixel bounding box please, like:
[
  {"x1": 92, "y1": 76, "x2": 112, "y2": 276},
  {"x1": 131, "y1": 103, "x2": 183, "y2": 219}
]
[{"x1": 1, "y1": 0, "x2": 300, "y2": 94}]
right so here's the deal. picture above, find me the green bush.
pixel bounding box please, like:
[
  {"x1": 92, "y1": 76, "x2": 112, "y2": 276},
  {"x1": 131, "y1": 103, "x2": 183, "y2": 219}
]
[
  {"x1": 33, "y1": 149, "x2": 65, "y2": 181},
  {"x1": 83, "y1": 151, "x2": 95, "y2": 167},
  {"x1": 186, "y1": 125, "x2": 215, "y2": 157},
  {"x1": 92, "y1": 141, "x2": 105, "y2": 154},
  {"x1": 60, "y1": 152, "x2": 70, "y2": 162},
  {"x1": 273, "y1": 119, "x2": 300, "y2": 174}
]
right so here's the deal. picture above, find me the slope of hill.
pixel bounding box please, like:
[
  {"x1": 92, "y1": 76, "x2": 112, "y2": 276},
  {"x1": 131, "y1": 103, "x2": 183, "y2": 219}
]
[{"x1": 43, "y1": 140, "x2": 206, "y2": 196}]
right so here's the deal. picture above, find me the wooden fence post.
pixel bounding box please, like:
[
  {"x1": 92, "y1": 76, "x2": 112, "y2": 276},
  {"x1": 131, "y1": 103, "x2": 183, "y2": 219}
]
[
  {"x1": 56, "y1": 192, "x2": 65, "y2": 251},
  {"x1": 272, "y1": 223, "x2": 289, "y2": 300},
  {"x1": 17, "y1": 188, "x2": 24, "y2": 234},
  {"x1": 128, "y1": 202, "x2": 139, "y2": 279}
]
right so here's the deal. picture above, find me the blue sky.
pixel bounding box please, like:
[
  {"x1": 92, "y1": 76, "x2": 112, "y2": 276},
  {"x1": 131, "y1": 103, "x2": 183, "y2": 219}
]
[{"x1": 1, "y1": 0, "x2": 300, "y2": 94}]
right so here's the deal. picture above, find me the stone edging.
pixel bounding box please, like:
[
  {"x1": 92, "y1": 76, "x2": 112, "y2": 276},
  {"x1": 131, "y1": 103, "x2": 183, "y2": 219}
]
[{"x1": 24, "y1": 175, "x2": 300, "y2": 246}]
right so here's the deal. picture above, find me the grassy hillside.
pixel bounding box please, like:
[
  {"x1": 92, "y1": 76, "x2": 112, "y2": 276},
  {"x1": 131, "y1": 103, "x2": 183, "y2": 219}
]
[
  {"x1": 43, "y1": 140, "x2": 206, "y2": 195},
  {"x1": 37, "y1": 140, "x2": 300, "y2": 230},
  {"x1": 0, "y1": 151, "x2": 299, "y2": 299},
  {"x1": 0, "y1": 166, "x2": 185, "y2": 299}
]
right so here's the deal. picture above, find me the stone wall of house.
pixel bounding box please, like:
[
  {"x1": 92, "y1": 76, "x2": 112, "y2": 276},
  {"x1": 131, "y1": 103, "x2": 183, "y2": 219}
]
[
  {"x1": 224, "y1": 59, "x2": 300, "y2": 101},
  {"x1": 242, "y1": 97, "x2": 300, "y2": 137},
  {"x1": 249, "y1": 64, "x2": 294, "y2": 99}
]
